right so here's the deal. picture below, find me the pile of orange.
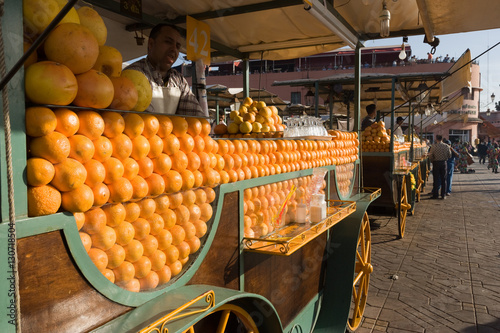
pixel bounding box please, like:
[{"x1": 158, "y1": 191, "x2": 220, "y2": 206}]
[
  {"x1": 361, "y1": 121, "x2": 392, "y2": 152},
  {"x1": 26, "y1": 110, "x2": 217, "y2": 215},
  {"x1": 78, "y1": 188, "x2": 215, "y2": 292},
  {"x1": 243, "y1": 175, "x2": 326, "y2": 238},
  {"x1": 27, "y1": 111, "x2": 359, "y2": 217},
  {"x1": 215, "y1": 135, "x2": 358, "y2": 184}
]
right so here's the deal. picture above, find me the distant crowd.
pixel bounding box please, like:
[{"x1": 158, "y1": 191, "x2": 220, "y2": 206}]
[{"x1": 428, "y1": 137, "x2": 500, "y2": 200}]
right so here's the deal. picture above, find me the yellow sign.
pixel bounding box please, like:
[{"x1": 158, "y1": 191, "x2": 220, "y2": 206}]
[{"x1": 186, "y1": 16, "x2": 211, "y2": 65}]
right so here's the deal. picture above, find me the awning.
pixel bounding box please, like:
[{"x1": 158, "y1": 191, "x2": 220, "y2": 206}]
[
  {"x1": 206, "y1": 84, "x2": 237, "y2": 108},
  {"x1": 272, "y1": 72, "x2": 449, "y2": 115},
  {"x1": 86, "y1": 0, "x2": 500, "y2": 62},
  {"x1": 441, "y1": 49, "x2": 472, "y2": 102}
]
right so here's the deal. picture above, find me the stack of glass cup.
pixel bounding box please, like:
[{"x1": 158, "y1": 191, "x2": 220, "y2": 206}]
[{"x1": 283, "y1": 116, "x2": 329, "y2": 137}]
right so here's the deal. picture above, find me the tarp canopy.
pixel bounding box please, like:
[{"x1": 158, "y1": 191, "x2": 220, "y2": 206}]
[
  {"x1": 441, "y1": 49, "x2": 472, "y2": 101},
  {"x1": 272, "y1": 72, "x2": 447, "y2": 115},
  {"x1": 206, "y1": 84, "x2": 237, "y2": 108},
  {"x1": 272, "y1": 49, "x2": 472, "y2": 116},
  {"x1": 86, "y1": 0, "x2": 500, "y2": 62}
]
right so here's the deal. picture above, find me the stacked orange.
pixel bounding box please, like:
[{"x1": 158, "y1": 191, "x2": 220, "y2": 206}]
[
  {"x1": 27, "y1": 107, "x2": 94, "y2": 216},
  {"x1": 329, "y1": 131, "x2": 359, "y2": 164},
  {"x1": 361, "y1": 121, "x2": 391, "y2": 152},
  {"x1": 26, "y1": 111, "x2": 217, "y2": 216},
  {"x1": 243, "y1": 175, "x2": 326, "y2": 238},
  {"x1": 335, "y1": 164, "x2": 355, "y2": 197},
  {"x1": 28, "y1": 116, "x2": 359, "y2": 216},
  {"x1": 78, "y1": 188, "x2": 215, "y2": 292},
  {"x1": 216, "y1": 136, "x2": 358, "y2": 184}
]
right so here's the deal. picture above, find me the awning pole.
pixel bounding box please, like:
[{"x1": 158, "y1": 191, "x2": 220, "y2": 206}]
[
  {"x1": 243, "y1": 58, "x2": 250, "y2": 98},
  {"x1": 216, "y1": 100, "x2": 220, "y2": 125},
  {"x1": 354, "y1": 41, "x2": 361, "y2": 132},
  {"x1": 410, "y1": 103, "x2": 414, "y2": 161},
  {"x1": 329, "y1": 87, "x2": 334, "y2": 130},
  {"x1": 314, "y1": 81, "x2": 319, "y2": 117},
  {"x1": 390, "y1": 77, "x2": 396, "y2": 153},
  {"x1": 355, "y1": 41, "x2": 362, "y2": 188}
]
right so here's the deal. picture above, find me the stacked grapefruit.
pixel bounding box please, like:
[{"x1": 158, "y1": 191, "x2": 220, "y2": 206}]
[
  {"x1": 23, "y1": 3, "x2": 152, "y2": 113},
  {"x1": 222, "y1": 97, "x2": 285, "y2": 136}
]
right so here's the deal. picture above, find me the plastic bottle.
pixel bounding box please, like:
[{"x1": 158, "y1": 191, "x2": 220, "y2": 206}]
[
  {"x1": 296, "y1": 199, "x2": 307, "y2": 223},
  {"x1": 310, "y1": 194, "x2": 327, "y2": 223}
]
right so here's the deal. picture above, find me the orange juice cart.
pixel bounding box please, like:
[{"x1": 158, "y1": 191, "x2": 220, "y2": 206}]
[{"x1": 0, "y1": 1, "x2": 481, "y2": 332}]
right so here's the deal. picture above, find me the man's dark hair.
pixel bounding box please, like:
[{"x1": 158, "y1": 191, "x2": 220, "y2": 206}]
[
  {"x1": 149, "y1": 23, "x2": 182, "y2": 40},
  {"x1": 366, "y1": 104, "x2": 376, "y2": 114},
  {"x1": 396, "y1": 116, "x2": 404, "y2": 122},
  {"x1": 436, "y1": 134, "x2": 443, "y2": 141}
]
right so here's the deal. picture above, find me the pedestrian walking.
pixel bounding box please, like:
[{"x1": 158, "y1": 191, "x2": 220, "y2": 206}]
[
  {"x1": 457, "y1": 142, "x2": 469, "y2": 173},
  {"x1": 428, "y1": 135, "x2": 451, "y2": 199},
  {"x1": 444, "y1": 139, "x2": 459, "y2": 196},
  {"x1": 477, "y1": 141, "x2": 488, "y2": 164},
  {"x1": 487, "y1": 141, "x2": 494, "y2": 169},
  {"x1": 491, "y1": 143, "x2": 500, "y2": 173}
]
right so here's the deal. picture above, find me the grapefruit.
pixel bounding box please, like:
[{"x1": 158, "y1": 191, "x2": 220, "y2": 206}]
[
  {"x1": 121, "y1": 69, "x2": 152, "y2": 112},
  {"x1": 109, "y1": 76, "x2": 138, "y2": 111},
  {"x1": 73, "y1": 69, "x2": 114, "y2": 109},
  {"x1": 25, "y1": 61, "x2": 78, "y2": 105},
  {"x1": 93, "y1": 45, "x2": 123, "y2": 77},
  {"x1": 44, "y1": 23, "x2": 99, "y2": 74},
  {"x1": 77, "y1": 6, "x2": 107, "y2": 46}
]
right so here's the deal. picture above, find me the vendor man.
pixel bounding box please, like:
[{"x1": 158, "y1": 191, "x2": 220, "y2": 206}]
[
  {"x1": 125, "y1": 23, "x2": 207, "y2": 117},
  {"x1": 361, "y1": 104, "x2": 377, "y2": 130},
  {"x1": 394, "y1": 116, "x2": 404, "y2": 137}
]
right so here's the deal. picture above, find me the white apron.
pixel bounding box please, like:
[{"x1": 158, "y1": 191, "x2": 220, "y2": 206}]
[
  {"x1": 146, "y1": 64, "x2": 181, "y2": 114},
  {"x1": 150, "y1": 83, "x2": 181, "y2": 115}
]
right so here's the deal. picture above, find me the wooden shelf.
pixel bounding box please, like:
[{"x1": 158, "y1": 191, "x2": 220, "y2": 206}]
[{"x1": 243, "y1": 200, "x2": 356, "y2": 256}]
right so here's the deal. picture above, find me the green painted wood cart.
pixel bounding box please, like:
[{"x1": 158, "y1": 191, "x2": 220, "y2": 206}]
[{"x1": 0, "y1": 2, "x2": 381, "y2": 332}]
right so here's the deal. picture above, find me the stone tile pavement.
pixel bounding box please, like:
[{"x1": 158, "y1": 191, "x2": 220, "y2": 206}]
[{"x1": 358, "y1": 158, "x2": 500, "y2": 332}]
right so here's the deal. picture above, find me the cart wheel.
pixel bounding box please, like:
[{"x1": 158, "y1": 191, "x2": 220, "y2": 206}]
[
  {"x1": 347, "y1": 212, "x2": 373, "y2": 331},
  {"x1": 186, "y1": 304, "x2": 259, "y2": 333},
  {"x1": 397, "y1": 175, "x2": 410, "y2": 238}
]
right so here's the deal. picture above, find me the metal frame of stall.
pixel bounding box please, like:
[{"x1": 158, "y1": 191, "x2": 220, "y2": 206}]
[{"x1": 272, "y1": 72, "x2": 453, "y2": 238}]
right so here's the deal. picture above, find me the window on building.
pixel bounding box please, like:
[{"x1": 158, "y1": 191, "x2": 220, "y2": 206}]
[
  {"x1": 449, "y1": 129, "x2": 470, "y2": 144},
  {"x1": 421, "y1": 133, "x2": 434, "y2": 144},
  {"x1": 291, "y1": 92, "x2": 301, "y2": 105}
]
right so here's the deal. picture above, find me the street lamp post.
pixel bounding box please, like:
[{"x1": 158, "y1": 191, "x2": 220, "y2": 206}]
[{"x1": 485, "y1": 92, "x2": 495, "y2": 116}]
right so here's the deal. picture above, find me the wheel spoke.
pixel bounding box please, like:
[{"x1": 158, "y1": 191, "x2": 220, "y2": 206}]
[
  {"x1": 353, "y1": 269, "x2": 364, "y2": 286},
  {"x1": 363, "y1": 240, "x2": 371, "y2": 263},
  {"x1": 216, "y1": 310, "x2": 231, "y2": 333},
  {"x1": 356, "y1": 250, "x2": 365, "y2": 266},
  {"x1": 352, "y1": 283, "x2": 362, "y2": 311}
]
